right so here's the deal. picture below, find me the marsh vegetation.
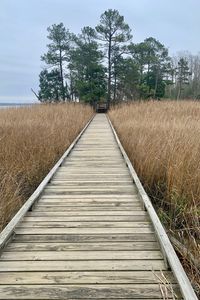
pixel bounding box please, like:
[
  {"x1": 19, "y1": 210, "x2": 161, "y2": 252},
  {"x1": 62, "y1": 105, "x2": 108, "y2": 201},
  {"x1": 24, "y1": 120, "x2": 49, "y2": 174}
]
[
  {"x1": 109, "y1": 100, "x2": 200, "y2": 292},
  {"x1": 0, "y1": 103, "x2": 93, "y2": 231}
]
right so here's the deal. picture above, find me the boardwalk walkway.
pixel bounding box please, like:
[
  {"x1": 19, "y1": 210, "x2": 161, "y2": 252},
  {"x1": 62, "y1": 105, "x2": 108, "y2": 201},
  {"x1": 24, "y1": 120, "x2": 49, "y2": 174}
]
[{"x1": 0, "y1": 114, "x2": 181, "y2": 299}]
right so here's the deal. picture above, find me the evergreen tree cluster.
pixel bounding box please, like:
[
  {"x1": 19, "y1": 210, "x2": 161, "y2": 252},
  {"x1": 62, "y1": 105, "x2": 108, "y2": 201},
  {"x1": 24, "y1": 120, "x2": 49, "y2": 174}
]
[{"x1": 38, "y1": 9, "x2": 192, "y2": 104}]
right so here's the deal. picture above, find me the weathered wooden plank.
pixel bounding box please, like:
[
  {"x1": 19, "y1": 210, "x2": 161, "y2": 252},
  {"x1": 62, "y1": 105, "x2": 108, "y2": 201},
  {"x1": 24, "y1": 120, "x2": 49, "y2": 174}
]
[
  {"x1": 72, "y1": 146, "x2": 118, "y2": 148},
  {"x1": 1, "y1": 250, "x2": 162, "y2": 261},
  {"x1": 57, "y1": 165, "x2": 129, "y2": 168},
  {"x1": 22, "y1": 215, "x2": 150, "y2": 222},
  {"x1": 59, "y1": 153, "x2": 124, "y2": 157},
  {"x1": 32, "y1": 206, "x2": 143, "y2": 211},
  {"x1": 6, "y1": 241, "x2": 159, "y2": 251},
  {"x1": 64, "y1": 164, "x2": 127, "y2": 168},
  {"x1": 48, "y1": 184, "x2": 134, "y2": 188},
  {"x1": 37, "y1": 201, "x2": 141, "y2": 206},
  {"x1": 55, "y1": 169, "x2": 130, "y2": 173},
  {"x1": 65, "y1": 154, "x2": 121, "y2": 157},
  {"x1": 0, "y1": 270, "x2": 175, "y2": 284},
  {"x1": 39, "y1": 198, "x2": 138, "y2": 204},
  {"x1": 65, "y1": 159, "x2": 123, "y2": 162},
  {"x1": 17, "y1": 221, "x2": 150, "y2": 228},
  {"x1": 66, "y1": 158, "x2": 124, "y2": 161},
  {"x1": 42, "y1": 192, "x2": 137, "y2": 197},
  {"x1": 53, "y1": 175, "x2": 131, "y2": 180},
  {"x1": 68, "y1": 154, "x2": 122, "y2": 157},
  {"x1": 64, "y1": 162, "x2": 126, "y2": 166},
  {"x1": 31, "y1": 204, "x2": 143, "y2": 209},
  {"x1": 78, "y1": 139, "x2": 116, "y2": 142},
  {"x1": 72, "y1": 148, "x2": 120, "y2": 151},
  {"x1": 40, "y1": 189, "x2": 137, "y2": 195},
  {"x1": 37, "y1": 200, "x2": 140, "y2": 205},
  {"x1": 51, "y1": 178, "x2": 132, "y2": 182},
  {"x1": 76, "y1": 141, "x2": 117, "y2": 149},
  {"x1": 26, "y1": 211, "x2": 147, "y2": 216},
  {"x1": 49, "y1": 181, "x2": 133, "y2": 186},
  {"x1": 51, "y1": 181, "x2": 133, "y2": 185},
  {"x1": 0, "y1": 297, "x2": 180, "y2": 299},
  {"x1": 0, "y1": 260, "x2": 166, "y2": 271},
  {"x1": 79, "y1": 139, "x2": 116, "y2": 141},
  {"x1": 38, "y1": 200, "x2": 138, "y2": 204},
  {"x1": 55, "y1": 171, "x2": 130, "y2": 175},
  {"x1": 44, "y1": 187, "x2": 136, "y2": 191},
  {"x1": 52, "y1": 178, "x2": 132, "y2": 181},
  {"x1": 69, "y1": 155, "x2": 122, "y2": 158},
  {"x1": 13, "y1": 233, "x2": 157, "y2": 242},
  {"x1": 40, "y1": 194, "x2": 136, "y2": 199},
  {"x1": 55, "y1": 173, "x2": 130, "y2": 176},
  {"x1": 14, "y1": 227, "x2": 154, "y2": 235},
  {"x1": 0, "y1": 284, "x2": 181, "y2": 299}
]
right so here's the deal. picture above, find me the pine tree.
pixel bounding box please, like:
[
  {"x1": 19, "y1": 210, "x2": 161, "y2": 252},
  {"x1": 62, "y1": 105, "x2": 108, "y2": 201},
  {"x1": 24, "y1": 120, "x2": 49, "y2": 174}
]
[
  {"x1": 69, "y1": 27, "x2": 106, "y2": 105},
  {"x1": 176, "y1": 58, "x2": 191, "y2": 100},
  {"x1": 38, "y1": 69, "x2": 69, "y2": 102},
  {"x1": 41, "y1": 23, "x2": 71, "y2": 101},
  {"x1": 96, "y1": 9, "x2": 132, "y2": 107}
]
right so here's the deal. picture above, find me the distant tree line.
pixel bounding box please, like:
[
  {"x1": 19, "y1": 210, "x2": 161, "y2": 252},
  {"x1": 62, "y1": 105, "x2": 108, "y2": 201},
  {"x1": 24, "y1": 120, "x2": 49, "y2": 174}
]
[{"x1": 36, "y1": 9, "x2": 200, "y2": 105}]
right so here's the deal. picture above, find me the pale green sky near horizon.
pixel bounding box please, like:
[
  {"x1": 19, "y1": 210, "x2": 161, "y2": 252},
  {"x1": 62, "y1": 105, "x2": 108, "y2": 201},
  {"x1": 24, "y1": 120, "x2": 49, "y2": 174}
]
[{"x1": 0, "y1": 0, "x2": 200, "y2": 103}]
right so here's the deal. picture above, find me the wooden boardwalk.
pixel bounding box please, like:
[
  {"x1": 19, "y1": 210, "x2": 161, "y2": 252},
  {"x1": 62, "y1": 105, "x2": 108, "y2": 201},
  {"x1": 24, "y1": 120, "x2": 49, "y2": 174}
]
[{"x1": 0, "y1": 114, "x2": 196, "y2": 299}]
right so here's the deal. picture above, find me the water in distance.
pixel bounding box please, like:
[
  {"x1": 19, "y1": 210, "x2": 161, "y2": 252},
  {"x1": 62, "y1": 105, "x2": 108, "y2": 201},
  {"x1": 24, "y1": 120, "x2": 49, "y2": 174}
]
[{"x1": 0, "y1": 103, "x2": 36, "y2": 109}]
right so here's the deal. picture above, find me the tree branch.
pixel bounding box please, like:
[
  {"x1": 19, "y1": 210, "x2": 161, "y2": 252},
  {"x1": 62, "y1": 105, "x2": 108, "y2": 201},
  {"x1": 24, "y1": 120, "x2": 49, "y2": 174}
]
[{"x1": 31, "y1": 88, "x2": 40, "y2": 100}]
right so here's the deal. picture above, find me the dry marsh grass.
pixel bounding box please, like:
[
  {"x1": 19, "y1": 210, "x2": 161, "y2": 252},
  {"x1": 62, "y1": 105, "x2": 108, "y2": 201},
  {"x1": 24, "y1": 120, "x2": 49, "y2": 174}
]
[
  {"x1": 0, "y1": 103, "x2": 93, "y2": 232},
  {"x1": 109, "y1": 101, "x2": 200, "y2": 292}
]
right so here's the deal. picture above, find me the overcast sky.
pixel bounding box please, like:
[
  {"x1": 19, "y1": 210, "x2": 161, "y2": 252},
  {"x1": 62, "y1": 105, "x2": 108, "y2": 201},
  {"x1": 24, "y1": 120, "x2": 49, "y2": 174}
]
[{"x1": 0, "y1": 0, "x2": 200, "y2": 103}]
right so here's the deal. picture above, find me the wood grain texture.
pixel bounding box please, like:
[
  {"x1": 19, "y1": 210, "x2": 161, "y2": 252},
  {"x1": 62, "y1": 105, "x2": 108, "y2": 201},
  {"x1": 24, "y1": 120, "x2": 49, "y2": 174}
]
[
  {"x1": 25, "y1": 211, "x2": 147, "y2": 216},
  {"x1": 0, "y1": 284, "x2": 181, "y2": 299},
  {"x1": 22, "y1": 215, "x2": 150, "y2": 222},
  {"x1": 17, "y1": 221, "x2": 150, "y2": 228},
  {"x1": 0, "y1": 260, "x2": 166, "y2": 271},
  {"x1": 6, "y1": 241, "x2": 159, "y2": 251},
  {"x1": 14, "y1": 227, "x2": 154, "y2": 235},
  {"x1": 1, "y1": 250, "x2": 163, "y2": 261},
  {"x1": 0, "y1": 271, "x2": 175, "y2": 284},
  {"x1": 13, "y1": 233, "x2": 157, "y2": 242}
]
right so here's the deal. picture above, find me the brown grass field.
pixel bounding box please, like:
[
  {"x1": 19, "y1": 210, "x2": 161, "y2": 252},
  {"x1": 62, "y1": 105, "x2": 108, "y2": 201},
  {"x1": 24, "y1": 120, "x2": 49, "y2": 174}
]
[
  {"x1": 0, "y1": 100, "x2": 199, "y2": 294},
  {"x1": 0, "y1": 103, "x2": 93, "y2": 232},
  {"x1": 109, "y1": 100, "x2": 200, "y2": 293}
]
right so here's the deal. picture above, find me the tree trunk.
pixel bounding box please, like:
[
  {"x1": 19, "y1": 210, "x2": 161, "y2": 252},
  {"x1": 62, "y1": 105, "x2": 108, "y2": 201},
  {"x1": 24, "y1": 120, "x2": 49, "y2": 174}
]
[
  {"x1": 70, "y1": 73, "x2": 74, "y2": 101},
  {"x1": 59, "y1": 48, "x2": 65, "y2": 101},
  {"x1": 140, "y1": 66, "x2": 143, "y2": 85},
  {"x1": 107, "y1": 35, "x2": 112, "y2": 109},
  {"x1": 113, "y1": 70, "x2": 117, "y2": 102},
  {"x1": 177, "y1": 81, "x2": 182, "y2": 100},
  {"x1": 154, "y1": 69, "x2": 159, "y2": 98},
  {"x1": 147, "y1": 61, "x2": 151, "y2": 94}
]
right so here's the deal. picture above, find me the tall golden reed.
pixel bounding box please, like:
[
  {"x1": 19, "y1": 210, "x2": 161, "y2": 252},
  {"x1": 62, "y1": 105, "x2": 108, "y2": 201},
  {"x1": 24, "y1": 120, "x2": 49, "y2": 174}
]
[
  {"x1": 0, "y1": 103, "x2": 93, "y2": 231},
  {"x1": 109, "y1": 101, "x2": 200, "y2": 290}
]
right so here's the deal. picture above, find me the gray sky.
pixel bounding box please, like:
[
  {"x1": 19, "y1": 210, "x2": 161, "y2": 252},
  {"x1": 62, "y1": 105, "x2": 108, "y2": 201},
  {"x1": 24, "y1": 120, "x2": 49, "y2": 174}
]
[{"x1": 0, "y1": 0, "x2": 200, "y2": 103}]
